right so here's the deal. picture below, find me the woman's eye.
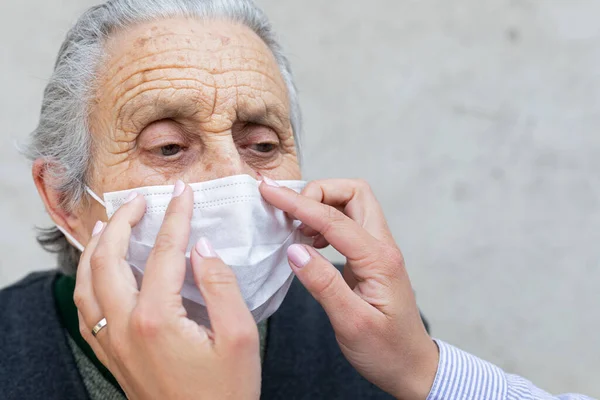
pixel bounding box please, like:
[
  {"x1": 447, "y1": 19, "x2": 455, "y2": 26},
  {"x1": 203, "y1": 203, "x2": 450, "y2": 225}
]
[
  {"x1": 252, "y1": 143, "x2": 277, "y2": 153},
  {"x1": 160, "y1": 144, "x2": 182, "y2": 156}
]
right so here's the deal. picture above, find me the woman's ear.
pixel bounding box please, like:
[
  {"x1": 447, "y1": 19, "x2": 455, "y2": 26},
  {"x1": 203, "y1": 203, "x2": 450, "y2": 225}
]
[{"x1": 32, "y1": 159, "x2": 88, "y2": 245}]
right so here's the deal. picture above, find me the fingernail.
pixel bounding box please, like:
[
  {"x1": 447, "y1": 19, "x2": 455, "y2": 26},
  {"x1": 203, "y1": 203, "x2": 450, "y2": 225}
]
[
  {"x1": 172, "y1": 180, "x2": 185, "y2": 198},
  {"x1": 262, "y1": 176, "x2": 280, "y2": 187},
  {"x1": 195, "y1": 237, "x2": 218, "y2": 258},
  {"x1": 287, "y1": 244, "x2": 311, "y2": 268},
  {"x1": 92, "y1": 221, "x2": 104, "y2": 237},
  {"x1": 124, "y1": 192, "x2": 138, "y2": 204}
]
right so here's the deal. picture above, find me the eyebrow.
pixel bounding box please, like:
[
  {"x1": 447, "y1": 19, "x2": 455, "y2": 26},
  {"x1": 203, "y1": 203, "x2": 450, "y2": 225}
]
[
  {"x1": 236, "y1": 103, "x2": 290, "y2": 132},
  {"x1": 116, "y1": 85, "x2": 214, "y2": 132},
  {"x1": 116, "y1": 81, "x2": 291, "y2": 136}
]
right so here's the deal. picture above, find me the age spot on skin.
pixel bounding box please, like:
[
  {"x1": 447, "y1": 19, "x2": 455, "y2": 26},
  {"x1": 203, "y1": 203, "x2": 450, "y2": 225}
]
[{"x1": 135, "y1": 37, "x2": 150, "y2": 48}]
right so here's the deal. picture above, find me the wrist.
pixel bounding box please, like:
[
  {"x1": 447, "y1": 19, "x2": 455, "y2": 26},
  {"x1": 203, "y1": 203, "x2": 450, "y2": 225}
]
[{"x1": 393, "y1": 337, "x2": 440, "y2": 400}]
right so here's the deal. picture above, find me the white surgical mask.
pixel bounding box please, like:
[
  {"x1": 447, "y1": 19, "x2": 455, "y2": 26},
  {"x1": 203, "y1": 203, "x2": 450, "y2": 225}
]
[{"x1": 58, "y1": 174, "x2": 307, "y2": 325}]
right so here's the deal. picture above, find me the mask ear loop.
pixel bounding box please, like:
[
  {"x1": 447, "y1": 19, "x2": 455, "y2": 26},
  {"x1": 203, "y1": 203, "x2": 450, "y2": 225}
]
[
  {"x1": 55, "y1": 186, "x2": 106, "y2": 253},
  {"x1": 85, "y1": 185, "x2": 106, "y2": 208},
  {"x1": 56, "y1": 225, "x2": 85, "y2": 253}
]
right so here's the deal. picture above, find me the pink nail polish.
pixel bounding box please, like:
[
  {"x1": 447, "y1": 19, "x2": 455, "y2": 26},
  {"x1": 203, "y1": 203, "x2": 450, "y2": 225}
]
[
  {"x1": 91, "y1": 221, "x2": 104, "y2": 237},
  {"x1": 124, "y1": 192, "x2": 138, "y2": 204},
  {"x1": 195, "y1": 237, "x2": 218, "y2": 258},
  {"x1": 262, "y1": 176, "x2": 280, "y2": 187},
  {"x1": 172, "y1": 180, "x2": 185, "y2": 198},
  {"x1": 287, "y1": 244, "x2": 311, "y2": 268}
]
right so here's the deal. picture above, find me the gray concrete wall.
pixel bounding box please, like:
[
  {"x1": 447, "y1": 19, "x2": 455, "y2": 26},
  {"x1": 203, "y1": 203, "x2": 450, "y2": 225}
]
[{"x1": 1, "y1": 0, "x2": 598, "y2": 395}]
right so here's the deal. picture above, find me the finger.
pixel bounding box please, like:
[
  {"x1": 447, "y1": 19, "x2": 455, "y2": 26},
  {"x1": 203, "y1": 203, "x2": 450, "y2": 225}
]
[
  {"x1": 299, "y1": 205, "x2": 346, "y2": 238},
  {"x1": 260, "y1": 181, "x2": 378, "y2": 263},
  {"x1": 140, "y1": 180, "x2": 193, "y2": 304},
  {"x1": 92, "y1": 192, "x2": 146, "y2": 321},
  {"x1": 75, "y1": 221, "x2": 107, "y2": 341},
  {"x1": 299, "y1": 222, "x2": 320, "y2": 238},
  {"x1": 312, "y1": 234, "x2": 330, "y2": 249},
  {"x1": 78, "y1": 310, "x2": 109, "y2": 366},
  {"x1": 302, "y1": 179, "x2": 394, "y2": 245},
  {"x1": 78, "y1": 310, "x2": 128, "y2": 387},
  {"x1": 342, "y1": 264, "x2": 359, "y2": 289},
  {"x1": 286, "y1": 244, "x2": 373, "y2": 329},
  {"x1": 191, "y1": 237, "x2": 258, "y2": 350},
  {"x1": 299, "y1": 212, "x2": 343, "y2": 239}
]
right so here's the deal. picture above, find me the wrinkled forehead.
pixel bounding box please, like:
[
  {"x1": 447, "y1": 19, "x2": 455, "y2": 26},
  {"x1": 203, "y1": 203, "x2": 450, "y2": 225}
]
[
  {"x1": 101, "y1": 17, "x2": 280, "y2": 68},
  {"x1": 92, "y1": 17, "x2": 289, "y2": 132}
]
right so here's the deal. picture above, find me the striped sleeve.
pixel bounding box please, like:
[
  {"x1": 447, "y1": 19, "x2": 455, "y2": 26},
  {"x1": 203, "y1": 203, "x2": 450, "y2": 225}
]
[{"x1": 426, "y1": 340, "x2": 595, "y2": 400}]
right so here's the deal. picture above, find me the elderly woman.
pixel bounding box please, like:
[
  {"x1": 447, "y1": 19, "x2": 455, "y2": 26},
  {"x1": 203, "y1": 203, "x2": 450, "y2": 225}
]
[{"x1": 0, "y1": 0, "x2": 592, "y2": 399}]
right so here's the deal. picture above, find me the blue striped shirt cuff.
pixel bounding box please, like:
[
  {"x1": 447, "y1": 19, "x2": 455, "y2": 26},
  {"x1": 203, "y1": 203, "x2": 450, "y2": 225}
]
[
  {"x1": 427, "y1": 339, "x2": 507, "y2": 400},
  {"x1": 427, "y1": 339, "x2": 594, "y2": 400}
]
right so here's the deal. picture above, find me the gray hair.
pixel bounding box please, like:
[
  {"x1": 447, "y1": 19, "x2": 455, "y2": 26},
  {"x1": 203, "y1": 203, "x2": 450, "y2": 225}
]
[{"x1": 24, "y1": 0, "x2": 302, "y2": 275}]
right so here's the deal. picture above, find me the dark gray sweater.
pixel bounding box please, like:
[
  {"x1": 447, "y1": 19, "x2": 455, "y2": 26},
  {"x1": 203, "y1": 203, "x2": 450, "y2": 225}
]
[{"x1": 0, "y1": 271, "x2": 406, "y2": 399}]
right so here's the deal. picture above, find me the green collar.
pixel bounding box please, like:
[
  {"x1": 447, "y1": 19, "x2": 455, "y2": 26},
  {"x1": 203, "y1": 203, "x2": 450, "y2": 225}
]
[{"x1": 53, "y1": 274, "x2": 126, "y2": 395}]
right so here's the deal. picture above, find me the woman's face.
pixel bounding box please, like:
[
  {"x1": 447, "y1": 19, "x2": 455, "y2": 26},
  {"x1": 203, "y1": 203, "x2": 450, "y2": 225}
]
[{"x1": 78, "y1": 17, "x2": 301, "y2": 235}]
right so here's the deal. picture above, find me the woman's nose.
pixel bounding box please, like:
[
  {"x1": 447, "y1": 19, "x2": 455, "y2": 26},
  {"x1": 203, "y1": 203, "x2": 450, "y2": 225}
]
[{"x1": 186, "y1": 140, "x2": 257, "y2": 182}]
